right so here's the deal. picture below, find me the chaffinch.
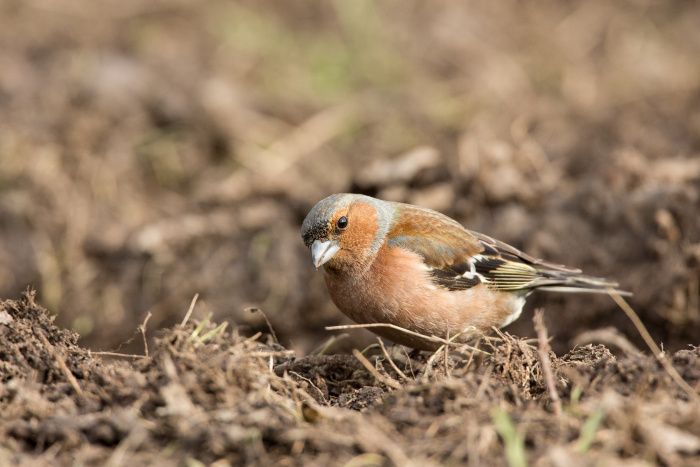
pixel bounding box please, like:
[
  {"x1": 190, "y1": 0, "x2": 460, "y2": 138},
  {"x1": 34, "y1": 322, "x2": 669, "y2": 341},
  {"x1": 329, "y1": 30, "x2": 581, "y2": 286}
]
[{"x1": 301, "y1": 193, "x2": 630, "y2": 351}]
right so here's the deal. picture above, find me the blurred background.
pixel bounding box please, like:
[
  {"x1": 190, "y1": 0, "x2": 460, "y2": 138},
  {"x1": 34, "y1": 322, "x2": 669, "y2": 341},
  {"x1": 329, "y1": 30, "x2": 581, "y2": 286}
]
[{"x1": 0, "y1": 0, "x2": 698, "y2": 355}]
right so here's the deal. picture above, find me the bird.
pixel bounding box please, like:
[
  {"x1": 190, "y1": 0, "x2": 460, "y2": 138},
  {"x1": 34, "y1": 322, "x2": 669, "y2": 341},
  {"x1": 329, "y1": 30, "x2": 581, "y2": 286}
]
[{"x1": 301, "y1": 193, "x2": 631, "y2": 351}]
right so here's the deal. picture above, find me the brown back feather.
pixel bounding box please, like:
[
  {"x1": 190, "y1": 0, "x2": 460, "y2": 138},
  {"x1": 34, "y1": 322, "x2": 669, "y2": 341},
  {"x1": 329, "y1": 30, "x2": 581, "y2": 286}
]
[{"x1": 386, "y1": 204, "x2": 482, "y2": 269}]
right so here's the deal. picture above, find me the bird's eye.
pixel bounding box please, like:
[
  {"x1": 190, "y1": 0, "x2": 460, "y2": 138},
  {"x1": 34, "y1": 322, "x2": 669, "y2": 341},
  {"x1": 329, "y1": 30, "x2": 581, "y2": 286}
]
[{"x1": 336, "y1": 216, "x2": 348, "y2": 230}]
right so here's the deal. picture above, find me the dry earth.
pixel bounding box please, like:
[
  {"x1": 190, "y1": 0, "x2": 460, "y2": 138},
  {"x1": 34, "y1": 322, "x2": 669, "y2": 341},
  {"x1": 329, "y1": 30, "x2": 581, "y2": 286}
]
[
  {"x1": 1, "y1": 0, "x2": 699, "y2": 465},
  {"x1": 2, "y1": 292, "x2": 700, "y2": 465}
]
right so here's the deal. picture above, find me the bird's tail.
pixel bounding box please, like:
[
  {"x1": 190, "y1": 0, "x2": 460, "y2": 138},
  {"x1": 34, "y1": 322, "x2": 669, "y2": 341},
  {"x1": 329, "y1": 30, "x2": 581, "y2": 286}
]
[{"x1": 534, "y1": 272, "x2": 632, "y2": 297}]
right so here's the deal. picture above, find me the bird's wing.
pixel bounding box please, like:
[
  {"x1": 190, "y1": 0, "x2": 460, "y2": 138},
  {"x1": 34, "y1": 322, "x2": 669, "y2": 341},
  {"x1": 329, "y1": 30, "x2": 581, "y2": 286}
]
[
  {"x1": 462, "y1": 231, "x2": 627, "y2": 294},
  {"x1": 386, "y1": 204, "x2": 483, "y2": 270},
  {"x1": 387, "y1": 205, "x2": 626, "y2": 295}
]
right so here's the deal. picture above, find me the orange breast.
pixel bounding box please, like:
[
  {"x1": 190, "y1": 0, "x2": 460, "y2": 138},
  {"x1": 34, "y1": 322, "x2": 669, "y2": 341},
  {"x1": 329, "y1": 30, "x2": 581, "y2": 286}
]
[{"x1": 324, "y1": 242, "x2": 525, "y2": 350}]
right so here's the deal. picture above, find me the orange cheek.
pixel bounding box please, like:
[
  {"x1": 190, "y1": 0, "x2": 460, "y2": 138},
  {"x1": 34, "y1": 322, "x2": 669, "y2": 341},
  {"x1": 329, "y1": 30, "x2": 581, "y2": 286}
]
[{"x1": 336, "y1": 202, "x2": 380, "y2": 262}]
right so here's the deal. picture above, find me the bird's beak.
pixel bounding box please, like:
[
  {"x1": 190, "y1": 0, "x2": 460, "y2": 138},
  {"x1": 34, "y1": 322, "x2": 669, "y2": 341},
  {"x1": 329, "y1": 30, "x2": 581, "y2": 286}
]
[{"x1": 311, "y1": 239, "x2": 340, "y2": 269}]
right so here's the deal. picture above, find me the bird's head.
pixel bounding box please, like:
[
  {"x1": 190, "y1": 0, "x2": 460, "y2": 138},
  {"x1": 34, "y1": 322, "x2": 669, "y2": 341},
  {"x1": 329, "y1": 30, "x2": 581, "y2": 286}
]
[{"x1": 301, "y1": 193, "x2": 394, "y2": 270}]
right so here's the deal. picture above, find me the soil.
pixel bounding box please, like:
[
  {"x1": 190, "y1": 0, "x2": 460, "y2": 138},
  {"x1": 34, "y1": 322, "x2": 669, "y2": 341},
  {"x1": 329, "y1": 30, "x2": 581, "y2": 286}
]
[
  {"x1": 2, "y1": 292, "x2": 700, "y2": 465},
  {"x1": 1, "y1": 0, "x2": 700, "y2": 465}
]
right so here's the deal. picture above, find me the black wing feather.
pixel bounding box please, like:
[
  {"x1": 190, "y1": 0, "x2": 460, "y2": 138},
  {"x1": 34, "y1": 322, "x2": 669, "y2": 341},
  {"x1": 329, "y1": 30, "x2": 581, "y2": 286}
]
[{"x1": 428, "y1": 230, "x2": 631, "y2": 296}]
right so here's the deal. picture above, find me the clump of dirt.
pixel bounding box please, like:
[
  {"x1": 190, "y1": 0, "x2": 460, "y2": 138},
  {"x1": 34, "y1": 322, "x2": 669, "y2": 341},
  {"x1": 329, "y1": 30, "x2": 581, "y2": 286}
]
[
  {"x1": 1, "y1": 292, "x2": 301, "y2": 465},
  {"x1": 0, "y1": 290, "x2": 97, "y2": 385},
  {"x1": 2, "y1": 292, "x2": 699, "y2": 465}
]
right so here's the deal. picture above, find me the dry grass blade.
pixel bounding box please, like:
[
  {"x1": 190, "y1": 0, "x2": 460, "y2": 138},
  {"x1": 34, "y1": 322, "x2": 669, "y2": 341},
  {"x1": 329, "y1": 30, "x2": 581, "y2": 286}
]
[
  {"x1": 533, "y1": 309, "x2": 561, "y2": 416},
  {"x1": 90, "y1": 351, "x2": 149, "y2": 359},
  {"x1": 249, "y1": 350, "x2": 296, "y2": 357},
  {"x1": 139, "y1": 311, "x2": 152, "y2": 357},
  {"x1": 327, "y1": 323, "x2": 486, "y2": 354},
  {"x1": 422, "y1": 333, "x2": 461, "y2": 381},
  {"x1": 37, "y1": 329, "x2": 83, "y2": 397},
  {"x1": 352, "y1": 349, "x2": 402, "y2": 390},
  {"x1": 608, "y1": 288, "x2": 700, "y2": 403},
  {"x1": 377, "y1": 338, "x2": 410, "y2": 381},
  {"x1": 181, "y1": 293, "x2": 199, "y2": 327},
  {"x1": 327, "y1": 323, "x2": 449, "y2": 345},
  {"x1": 246, "y1": 307, "x2": 279, "y2": 344}
]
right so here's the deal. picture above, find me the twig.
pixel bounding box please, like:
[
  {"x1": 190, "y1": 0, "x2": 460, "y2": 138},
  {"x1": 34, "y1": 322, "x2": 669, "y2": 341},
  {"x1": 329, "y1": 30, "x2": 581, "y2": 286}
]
[
  {"x1": 181, "y1": 293, "x2": 199, "y2": 327},
  {"x1": 352, "y1": 349, "x2": 402, "y2": 390},
  {"x1": 90, "y1": 351, "x2": 149, "y2": 359},
  {"x1": 242, "y1": 331, "x2": 263, "y2": 343},
  {"x1": 377, "y1": 338, "x2": 410, "y2": 381},
  {"x1": 288, "y1": 372, "x2": 327, "y2": 405},
  {"x1": 464, "y1": 337, "x2": 482, "y2": 371},
  {"x1": 246, "y1": 307, "x2": 278, "y2": 344},
  {"x1": 402, "y1": 346, "x2": 416, "y2": 379},
  {"x1": 249, "y1": 350, "x2": 296, "y2": 357},
  {"x1": 444, "y1": 330, "x2": 450, "y2": 377},
  {"x1": 422, "y1": 333, "x2": 462, "y2": 381},
  {"x1": 138, "y1": 311, "x2": 152, "y2": 357},
  {"x1": 327, "y1": 323, "x2": 446, "y2": 344},
  {"x1": 326, "y1": 323, "x2": 486, "y2": 353},
  {"x1": 37, "y1": 329, "x2": 83, "y2": 397},
  {"x1": 533, "y1": 309, "x2": 561, "y2": 416},
  {"x1": 608, "y1": 288, "x2": 700, "y2": 403}
]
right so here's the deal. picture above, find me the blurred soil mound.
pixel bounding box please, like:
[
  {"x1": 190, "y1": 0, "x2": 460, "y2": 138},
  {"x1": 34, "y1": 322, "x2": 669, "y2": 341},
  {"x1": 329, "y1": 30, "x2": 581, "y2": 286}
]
[{"x1": 1, "y1": 1, "x2": 699, "y2": 356}]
